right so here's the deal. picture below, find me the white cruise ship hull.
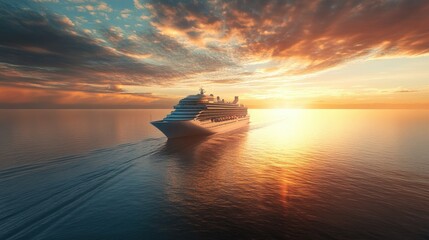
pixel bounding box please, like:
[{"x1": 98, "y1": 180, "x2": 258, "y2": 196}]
[{"x1": 151, "y1": 116, "x2": 249, "y2": 138}]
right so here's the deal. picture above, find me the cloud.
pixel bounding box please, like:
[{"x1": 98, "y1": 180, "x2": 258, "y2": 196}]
[
  {"x1": 76, "y1": 2, "x2": 112, "y2": 13},
  {"x1": 148, "y1": 0, "x2": 225, "y2": 46},
  {"x1": 98, "y1": 24, "x2": 237, "y2": 78},
  {"x1": 96, "y1": 2, "x2": 112, "y2": 12},
  {"x1": 33, "y1": 0, "x2": 59, "y2": 2},
  {"x1": 133, "y1": 0, "x2": 144, "y2": 10},
  {"x1": 120, "y1": 9, "x2": 132, "y2": 19},
  {"x1": 0, "y1": 85, "x2": 176, "y2": 109},
  {"x1": 1, "y1": 1, "x2": 429, "y2": 108},
  {"x1": 149, "y1": 0, "x2": 429, "y2": 74},
  {"x1": 395, "y1": 89, "x2": 418, "y2": 93},
  {"x1": 0, "y1": 2, "x2": 235, "y2": 95}
]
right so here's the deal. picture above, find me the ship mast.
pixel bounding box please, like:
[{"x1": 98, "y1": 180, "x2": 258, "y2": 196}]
[{"x1": 199, "y1": 87, "x2": 205, "y2": 95}]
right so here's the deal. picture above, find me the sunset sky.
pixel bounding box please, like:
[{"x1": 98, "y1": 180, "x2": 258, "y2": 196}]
[{"x1": 0, "y1": 0, "x2": 428, "y2": 108}]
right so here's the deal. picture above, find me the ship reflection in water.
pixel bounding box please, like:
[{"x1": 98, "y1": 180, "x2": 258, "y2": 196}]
[{"x1": 0, "y1": 109, "x2": 428, "y2": 239}]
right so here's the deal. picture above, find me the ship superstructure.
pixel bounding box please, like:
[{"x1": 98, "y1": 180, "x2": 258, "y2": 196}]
[{"x1": 151, "y1": 89, "x2": 249, "y2": 138}]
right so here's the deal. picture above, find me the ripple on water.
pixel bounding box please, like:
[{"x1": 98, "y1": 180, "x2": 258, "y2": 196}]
[{"x1": 0, "y1": 109, "x2": 428, "y2": 239}]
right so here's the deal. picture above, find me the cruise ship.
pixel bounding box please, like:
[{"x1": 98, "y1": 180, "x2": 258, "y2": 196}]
[{"x1": 151, "y1": 89, "x2": 249, "y2": 138}]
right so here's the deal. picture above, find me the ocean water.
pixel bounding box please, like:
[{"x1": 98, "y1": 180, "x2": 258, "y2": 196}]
[{"x1": 0, "y1": 109, "x2": 428, "y2": 240}]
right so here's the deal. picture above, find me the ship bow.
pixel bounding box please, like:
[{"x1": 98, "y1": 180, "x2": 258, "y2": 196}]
[{"x1": 151, "y1": 120, "x2": 213, "y2": 138}]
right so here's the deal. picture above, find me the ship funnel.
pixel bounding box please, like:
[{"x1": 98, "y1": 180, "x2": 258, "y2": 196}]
[
  {"x1": 233, "y1": 96, "x2": 239, "y2": 104},
  {"x1": 216, "y1": 96, "x2": 220, "y2": 102}
]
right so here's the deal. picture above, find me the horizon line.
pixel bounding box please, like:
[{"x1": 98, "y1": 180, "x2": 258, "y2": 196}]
[{"x1": 1, "y1": 107, "x2": 428, "y2": 110}]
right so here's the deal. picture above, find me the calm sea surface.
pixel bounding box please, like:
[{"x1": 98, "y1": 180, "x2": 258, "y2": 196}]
[{"x1": 0, "y1": 109, "x2": 428, "y2": 240}]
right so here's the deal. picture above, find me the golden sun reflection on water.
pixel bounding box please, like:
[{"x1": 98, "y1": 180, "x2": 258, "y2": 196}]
[
  {"x1": 160, "y1": 109, "x2": 429, "y2": 220},
  {"x1": 1, "y1": 109, "x2": 428, "y2": 239},
  {"x1": 160, "y1": 110, "x2": 330, "y2": 214}
]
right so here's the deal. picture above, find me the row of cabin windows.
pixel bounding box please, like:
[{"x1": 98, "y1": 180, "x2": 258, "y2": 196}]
[{"x1": 209, "y1": 115, "x2": 247, "y2": 122}]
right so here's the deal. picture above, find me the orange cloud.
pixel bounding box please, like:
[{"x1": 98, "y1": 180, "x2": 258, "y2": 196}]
[
  {"x1": 0, "y1": 86, "x2": 173, "y2": 108},
  {"x1": 2, "y1": 1, "x2": 429, "y2": 109},
  {"x1": 149, "y1": 0, "x2": 429, "y2": 73}
]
